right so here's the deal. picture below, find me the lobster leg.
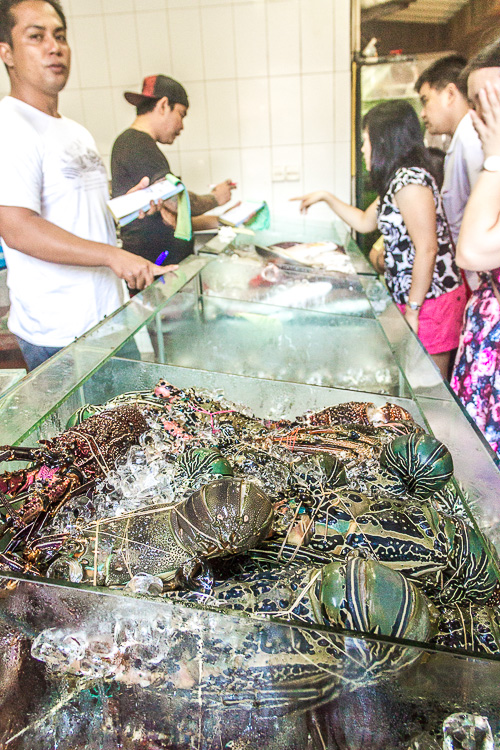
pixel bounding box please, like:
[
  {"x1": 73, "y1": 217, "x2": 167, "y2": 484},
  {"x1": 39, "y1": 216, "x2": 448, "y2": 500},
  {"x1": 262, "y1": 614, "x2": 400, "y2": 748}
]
[
  {"x1": 0, "y1": 490, "x2": 22, "y2": 522},
  {"x1": 0, "y1": 446, "x2": 40, "y2": 464}
]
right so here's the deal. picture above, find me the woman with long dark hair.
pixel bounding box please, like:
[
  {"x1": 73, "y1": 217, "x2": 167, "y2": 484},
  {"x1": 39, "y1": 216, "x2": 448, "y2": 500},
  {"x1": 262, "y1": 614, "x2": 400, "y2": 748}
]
[{"x1": 293, "y1": 100, "x2": 467, "y2": 378}]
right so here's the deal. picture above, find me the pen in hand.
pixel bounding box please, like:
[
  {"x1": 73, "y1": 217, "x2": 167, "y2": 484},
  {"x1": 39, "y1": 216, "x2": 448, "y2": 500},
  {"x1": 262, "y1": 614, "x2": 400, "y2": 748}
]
[{"x1": 155, "y1": 250, "x2": 169, "y2": 283}]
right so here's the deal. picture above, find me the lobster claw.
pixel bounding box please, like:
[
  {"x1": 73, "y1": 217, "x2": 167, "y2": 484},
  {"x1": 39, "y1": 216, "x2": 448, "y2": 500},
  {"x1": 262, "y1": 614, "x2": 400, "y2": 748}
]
[{"x1": 164, "y1": 558, "x2": 214, "y2": 594}]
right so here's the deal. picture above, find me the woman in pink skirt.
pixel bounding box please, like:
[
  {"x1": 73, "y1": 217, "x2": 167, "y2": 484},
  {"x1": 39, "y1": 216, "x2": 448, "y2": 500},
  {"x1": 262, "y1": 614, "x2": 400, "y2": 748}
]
[{"x1": 293, "y1": 100, "x2": 466, "y2": 379}]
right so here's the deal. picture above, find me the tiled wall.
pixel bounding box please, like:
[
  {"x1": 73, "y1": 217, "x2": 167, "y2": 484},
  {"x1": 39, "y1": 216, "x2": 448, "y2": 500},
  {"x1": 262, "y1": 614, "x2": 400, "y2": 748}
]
[{"x1": 0, "y1": 0, "x2": 352, "y2": 219}]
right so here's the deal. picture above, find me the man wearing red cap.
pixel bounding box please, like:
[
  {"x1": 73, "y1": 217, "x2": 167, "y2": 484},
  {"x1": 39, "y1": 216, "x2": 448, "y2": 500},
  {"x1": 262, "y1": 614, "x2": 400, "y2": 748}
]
[
  {"x1": 0, "y1": 0, "x2": 172, "y2": 370},
  {"x1": 111, "y1": 74, "x2": 235, "y2": 266}
]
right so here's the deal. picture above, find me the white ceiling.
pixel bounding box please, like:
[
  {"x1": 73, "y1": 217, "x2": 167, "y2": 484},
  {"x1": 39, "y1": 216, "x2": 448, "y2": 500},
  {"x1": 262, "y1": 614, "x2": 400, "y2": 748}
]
[{"x1": 385, "y1": 0, "x2": 471, "y2": 24}]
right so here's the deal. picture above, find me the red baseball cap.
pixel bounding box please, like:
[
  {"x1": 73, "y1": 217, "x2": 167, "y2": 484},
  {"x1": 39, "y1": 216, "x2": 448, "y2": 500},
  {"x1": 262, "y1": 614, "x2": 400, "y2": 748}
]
[{"x1": 124, "y1": 75, "x2": 189, "y2": 108}]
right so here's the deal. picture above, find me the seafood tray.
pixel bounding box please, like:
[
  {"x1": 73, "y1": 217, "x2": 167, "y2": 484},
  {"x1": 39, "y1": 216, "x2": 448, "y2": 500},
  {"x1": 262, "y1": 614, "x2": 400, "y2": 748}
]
[
  {"x1": 0, "y1": 223, "x2": 499, "y2": 748},
  {"x1": 0, "y1": 359, "x2": 499, "y2": 750}
]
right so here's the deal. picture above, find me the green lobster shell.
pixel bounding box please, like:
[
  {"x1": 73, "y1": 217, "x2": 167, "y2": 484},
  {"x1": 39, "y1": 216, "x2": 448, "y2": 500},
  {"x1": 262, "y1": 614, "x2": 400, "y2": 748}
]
[
  {"x1": 290, "y1": 452, "x2": 347, "y2": 493},
  {"x1": 379, "y1": 432, "x2": 454, "y2": 500},
  {"x1": 84, "y1": 477, "x2": 274, "y2": 586},
  {"x1": 321, "y1": 557, "x2": 435, "y2": 643}
]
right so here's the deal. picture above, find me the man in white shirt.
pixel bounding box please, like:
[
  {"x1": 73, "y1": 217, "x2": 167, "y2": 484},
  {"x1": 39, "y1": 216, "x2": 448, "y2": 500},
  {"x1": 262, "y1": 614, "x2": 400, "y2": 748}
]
[
  {"x1": 416, "y1": 56, "x2": 484, "y2": 268},
  {"x1": 0, "y1": 0, "x2": 172, "y2": 370}
]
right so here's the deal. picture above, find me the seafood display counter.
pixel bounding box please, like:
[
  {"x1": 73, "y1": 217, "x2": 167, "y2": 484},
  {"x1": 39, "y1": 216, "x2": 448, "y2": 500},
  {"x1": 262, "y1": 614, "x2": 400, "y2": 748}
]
[{"x1": 0, "y1": 219, "x2": 499, "y2": 749}]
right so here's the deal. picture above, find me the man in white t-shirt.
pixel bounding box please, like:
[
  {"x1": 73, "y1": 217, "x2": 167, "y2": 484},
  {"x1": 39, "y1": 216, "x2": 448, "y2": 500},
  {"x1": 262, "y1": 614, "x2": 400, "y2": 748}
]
[
  {"x1": 0, "y1": 0, "x2": 174, "y2": 370},
  {"x1": 416, "y1": 55, "x2": 484, "y2": 290}
]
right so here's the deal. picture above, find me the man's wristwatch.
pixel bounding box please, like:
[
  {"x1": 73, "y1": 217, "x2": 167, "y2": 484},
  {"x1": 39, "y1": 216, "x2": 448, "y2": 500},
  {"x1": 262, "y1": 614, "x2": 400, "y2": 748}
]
[
  {"x1": 407, "y1": 301, "x2": 422, "y2": 311},
  {"x1": 483, "y1": 155, "x2": 500, "y2": 172}
]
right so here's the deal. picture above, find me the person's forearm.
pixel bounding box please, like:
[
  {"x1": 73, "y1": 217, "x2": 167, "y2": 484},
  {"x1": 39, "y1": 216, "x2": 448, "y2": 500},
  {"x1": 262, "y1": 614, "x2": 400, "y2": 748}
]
[
  {"x1": 188, "y1": 192, "x2": 218, "y2": 217},
  {"x1": 321, "y1": 192, "x2": 376, "y2": 233},
  {"x1": 456, "y1": 171, "x2": 500, "y2": 271},
  {"x1": 407, "y1": 245, "x2": 435, "y2": 305},
  {"x1": 0, "y1": 206, "x2": 171, "y2": 290},
  {"x1": 0, "y1": 208, "x2": 116, "y2": 267}
]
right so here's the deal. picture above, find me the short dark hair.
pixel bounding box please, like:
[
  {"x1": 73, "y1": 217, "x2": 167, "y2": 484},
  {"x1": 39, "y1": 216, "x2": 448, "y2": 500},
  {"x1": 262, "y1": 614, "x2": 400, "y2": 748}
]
[
  {"x1": 0, "y1": 0, "x2": 67, "y2": 45},
  {"x1": 135, "y1": 97, "x2": 176, "y2": 116},
  {"x1": 362, "y1": 100, "x2": 437, "y2": 196},
  {"x1": 136, "y1": 99, "x2": 159, "y2": 116},
  {"x1": 415, "y1": 54, "x2": 468, "y2": 98},
  {"x1": 460, "y1": 37, "x2": 500, "y2": 93}
]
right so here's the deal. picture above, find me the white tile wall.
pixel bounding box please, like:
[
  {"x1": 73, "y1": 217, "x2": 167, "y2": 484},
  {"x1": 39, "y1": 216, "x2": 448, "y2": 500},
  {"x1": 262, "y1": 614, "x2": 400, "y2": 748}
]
[
  {"x1": 206, "y1": 79, "x2": 240, "y2": 150},
  {"x1": 233, "y1": 3, "x2": 268, "y2": 79},
  {"x1": 80, "y1": 87, "x2": 117, "y2": 158},
  {"x1": 71, "y1": 16, "x2": 111, "y2": 87},
  {"x1": 209, "y1": 148, "x2": 241, "y2": 195},
  {"x1": 104, "y1": 14, "x2": 141, "y2": 87},
  {"x1": 178, "y1": 81, "x2": 209, "y2": 152},
  {"x1": 70, "y1": 0, "x2": 102, "y2": 16},
  {"x1": 302, "y1": 74, "x2": 334, "y2": 145},
  {"x1": 178, "y1": 150, "x2": 211, "y2": 193},
  {"x1": 200, "y1": 5, "x2": 236, "y2": 80},
  {"x1": 238, "y1": 78, "x2": 271, "y2": 148},
  {"x1": 266, "y1": 0, "x2": 300, "y2": 77},
  {"x1": 135, "y1": 11, "x2": 172, "y2": 76},
  {"x1": 134, "y1": 0, "x2": 165, "y2": 10},
  {"x1": 0, "y1": 0, "x2": 352, "y2": 214},
  {"x1": 168, "y1": 8, "x2": 204, "y2": 82},
  {"x1": 59, "y1": 88, "x2": 85, "y2": 125},
  {"x1": 241, "y1": 147, "x2": 272, "y2": 203},
  {"x1": 300, "y1": 0, "x2": 334, "y2": 75},
  {"x1": 269, "y1": 76, "x2": 302, "y2": 146}
]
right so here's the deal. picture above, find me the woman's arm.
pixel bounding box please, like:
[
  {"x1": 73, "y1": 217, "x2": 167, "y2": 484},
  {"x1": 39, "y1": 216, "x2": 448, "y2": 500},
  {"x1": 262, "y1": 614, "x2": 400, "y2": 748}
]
[
  {"x1": 395, "y1": 183, "x2": 438, "y2": 334},
  {"x1": 457, "y1": 81, "x2": 500, "y2": 271},
  {"x1": 291, "y1": 191, "x2": 379, "y2": 234}
]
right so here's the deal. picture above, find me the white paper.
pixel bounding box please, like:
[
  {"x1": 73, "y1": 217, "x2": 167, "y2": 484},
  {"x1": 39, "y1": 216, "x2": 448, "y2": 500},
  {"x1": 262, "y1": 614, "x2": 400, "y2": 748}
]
[{"x1": 107, "y1": 178, "x2": 184, "y2": 227}]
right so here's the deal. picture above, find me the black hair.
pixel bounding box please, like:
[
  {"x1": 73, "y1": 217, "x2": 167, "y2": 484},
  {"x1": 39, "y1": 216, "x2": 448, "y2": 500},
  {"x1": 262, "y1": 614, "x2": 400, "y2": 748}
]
[
  {"x1": 362, "y1": 100, "x2": 438, "y2": 196},
  {"x1": 459, "y1": 37, "x2": 500, "y2": 94},
  {"x1": 426, "y1": 146, "x2": 446, "y2": 191},
  {"x1": 135, "y1": 97, "x2": 176, "y2": 116},
  {"x1": 415, "y1": 54, "x2": 468, "y2": 98},
  {"x1": 0, "y1": 0, "x2": 67, "y2": 45},
  {"x1": 136, "y1": 99, "x2": 159, "y2": 116}
]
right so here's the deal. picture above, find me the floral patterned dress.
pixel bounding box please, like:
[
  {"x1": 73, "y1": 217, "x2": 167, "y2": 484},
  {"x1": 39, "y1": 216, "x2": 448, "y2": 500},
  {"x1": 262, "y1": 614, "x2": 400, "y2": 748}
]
[{"x1": 451, "y1": 268, "x2": 500, "y2": 456}]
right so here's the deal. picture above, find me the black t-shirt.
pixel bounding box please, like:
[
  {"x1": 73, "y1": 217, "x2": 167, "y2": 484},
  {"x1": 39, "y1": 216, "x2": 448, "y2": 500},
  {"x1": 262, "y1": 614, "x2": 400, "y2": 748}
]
[{"x1": 110, "y1": 129, "x2": 193, "y2": 265}]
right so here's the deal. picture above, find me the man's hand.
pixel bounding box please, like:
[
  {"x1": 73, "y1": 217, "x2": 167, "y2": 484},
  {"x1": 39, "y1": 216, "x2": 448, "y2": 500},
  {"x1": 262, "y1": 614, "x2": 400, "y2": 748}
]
[
  {"x1": 160, "y1": 197, "x2": 178, "y2": 228},
  {"x1": 211, "y1": 179, "x2": 236, "y2": 206},
  {"x1": 108, "y1": 248, "x2": 178, "y2": 290},
  {"x1": 126, "y1": 176, "x2": 164, "y2": 219},
  {"x1": 471, "y1": 81, "x2": 500, "y2": 158}
]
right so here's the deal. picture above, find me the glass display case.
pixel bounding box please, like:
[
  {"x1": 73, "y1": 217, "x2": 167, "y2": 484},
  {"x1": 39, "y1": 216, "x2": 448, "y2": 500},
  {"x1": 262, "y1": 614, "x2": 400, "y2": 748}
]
[{"x1": 0, "y1": 216, "x2": 499, "y2": 749}]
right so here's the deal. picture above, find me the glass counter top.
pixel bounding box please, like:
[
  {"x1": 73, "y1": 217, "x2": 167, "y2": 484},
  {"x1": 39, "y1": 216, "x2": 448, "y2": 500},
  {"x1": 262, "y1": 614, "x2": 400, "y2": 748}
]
[
  {"x1": 156, "y1": 290, "x2": 405, "y2": 394},
  {"x1": 204, "y1": 213, "x2": 376, "y2": 277},
  {"x1": 0, "y1": 368, "x2": 26, "y2": 397},
  {"x1": 197, "y1": 253, "x2": 376, "y2": 318},
  {"x1": 1, "y1": 571, "x2": 499, "y2": 750}
]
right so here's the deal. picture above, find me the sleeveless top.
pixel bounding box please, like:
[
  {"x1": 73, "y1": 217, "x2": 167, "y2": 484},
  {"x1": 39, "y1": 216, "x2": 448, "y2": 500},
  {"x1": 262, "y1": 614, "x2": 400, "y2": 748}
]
[{"x1": 377, "y1": 166, "x2": 462, "y2": 306}]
